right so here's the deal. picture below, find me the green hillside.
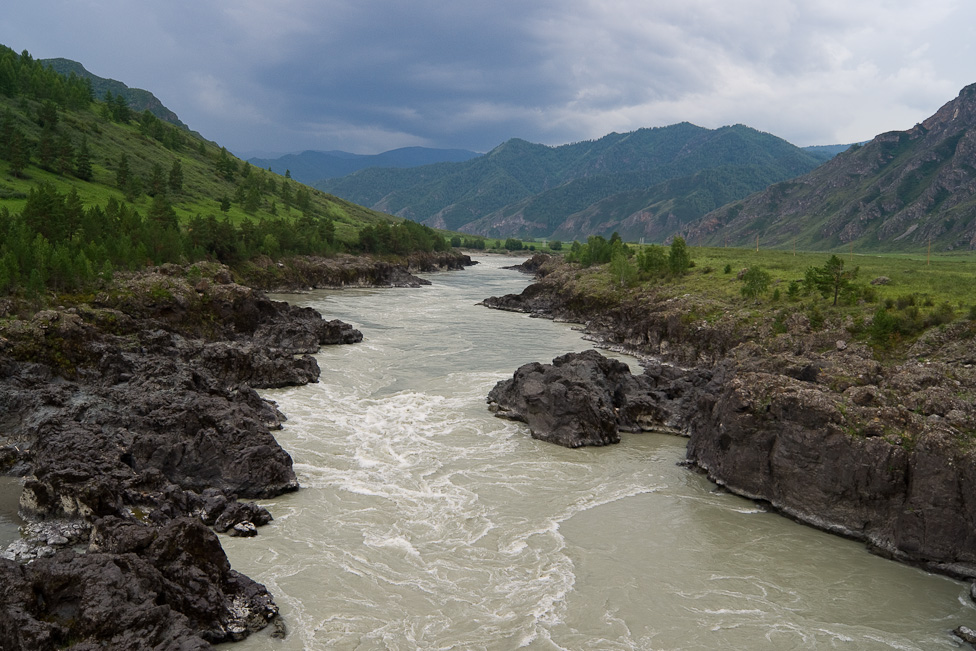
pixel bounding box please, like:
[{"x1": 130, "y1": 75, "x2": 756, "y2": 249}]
[
  {"x1": 0, "y1": 45, "x2": 435, "y2": 298},
  {"x1": 317, "y1": 123, "x2": 825, "y2": 242},
  {"x1": 40, "y1": 57, "x2": 188, "y2": 129}
]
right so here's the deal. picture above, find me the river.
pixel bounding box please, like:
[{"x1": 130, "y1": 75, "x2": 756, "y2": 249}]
[{"x1": 222, "y1": 255, "x2": 973, "y2": 650}]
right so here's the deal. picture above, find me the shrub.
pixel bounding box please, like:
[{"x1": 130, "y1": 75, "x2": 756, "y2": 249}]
[{"x1": 740, "y1": 266, "x2": 771, "y2": 301}]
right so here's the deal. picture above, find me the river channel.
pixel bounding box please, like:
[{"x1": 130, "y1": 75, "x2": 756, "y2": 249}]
[{"x1": 222, "y1": 255, "x2": 973, "y2": 650}]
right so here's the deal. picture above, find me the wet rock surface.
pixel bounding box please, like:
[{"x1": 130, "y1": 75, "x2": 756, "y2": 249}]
[
  {"x1": 483, "y1": 263, "x2": 976, "y2": 583},
  {"x1": 0, "y1": 263, "x2": 365, "y2": 649},
  {"x1": 488, "y1": 349, "x2": 709, "y2": 447}
]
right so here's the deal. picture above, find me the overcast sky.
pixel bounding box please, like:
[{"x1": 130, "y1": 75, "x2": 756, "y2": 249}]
[{"x1": 2, "y1": 1, "x2": 973, "y2": 157}]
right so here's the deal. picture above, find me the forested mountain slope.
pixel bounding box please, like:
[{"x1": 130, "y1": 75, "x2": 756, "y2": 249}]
[
  {"x1": 0, "y1": 44, "x2": 425, "y2": 297},
  {"x1": 683, "y1": 83, "x2": 976, "y2": 252},
  {"x1": 317, "y1": 123, "x2": 825, "y2": 242}
]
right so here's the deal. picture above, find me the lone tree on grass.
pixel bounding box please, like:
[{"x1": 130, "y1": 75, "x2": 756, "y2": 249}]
[
  {"x1": 805, "y1": 255, "x2": 858, "y2": 306},
  {"x1": 668, "y1": 237, "x2": 691, "y2": 275}
]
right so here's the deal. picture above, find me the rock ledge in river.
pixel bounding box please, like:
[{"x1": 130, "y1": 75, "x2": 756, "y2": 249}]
[{"x1": 488, "y1": 350, "x2": 661, "y2": 447}]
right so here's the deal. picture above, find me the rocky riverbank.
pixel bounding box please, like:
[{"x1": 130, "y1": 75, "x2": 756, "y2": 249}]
[
  {"x1": 0, "y1": 258, "x2": 423, "y2": 649},
  {"x1": 236, "y1": 250, "x2": 473, "y2": 292},
  {"x1": 484, "y1": 256, "x2": 976, "y2": 590}
]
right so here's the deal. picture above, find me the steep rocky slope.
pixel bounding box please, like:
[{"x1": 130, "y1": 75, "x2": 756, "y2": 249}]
[{"x1": 684, "y1": 83, "x2": 976, "y2": 252}]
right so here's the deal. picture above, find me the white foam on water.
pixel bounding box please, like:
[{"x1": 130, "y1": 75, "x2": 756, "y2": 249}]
[{"x1": 223, "y1": 259, "x2": 973, "y2": 651}]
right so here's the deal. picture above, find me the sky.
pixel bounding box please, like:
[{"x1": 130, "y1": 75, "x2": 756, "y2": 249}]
[{"x1": 1, "y1": 1, "x2": 974, "y2": 157}]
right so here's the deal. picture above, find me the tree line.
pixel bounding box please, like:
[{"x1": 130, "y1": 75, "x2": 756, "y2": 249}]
[{"x1": 0, "y1": 184, "x2": 443, "y2": 297}]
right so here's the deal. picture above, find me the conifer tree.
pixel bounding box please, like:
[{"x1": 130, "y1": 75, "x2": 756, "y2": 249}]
[
  {"x1": 55, "y1": 133, "x2": 74, "y2": 176},
  {"x1": 116, "y1": 152, "x2": 130, "y2": 190},
  {"x1": 148, "y1": 162, "x2": 166, "y2": 197},
  {"x1": 75, "y1": 136, "x2": 93, "y2": 181},
  {"x1": 280, "y1": 180, "x2": 292, "y2": 210},
  {"x1": 168, "y1": 159, "x2": 183, "y2": 194},
  {"x1": 9, "y1": 129, "x2": 30, "y2": 177}
]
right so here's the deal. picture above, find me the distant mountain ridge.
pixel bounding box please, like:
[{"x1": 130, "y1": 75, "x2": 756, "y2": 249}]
[
  {"x1": 40, "y1": 57, "x2": 187, "y2": 129},
  {"x1": 316, "y1": 123, "x2": 827, "y2": 242},
  {"x1": 683, "y1": 83, "x2": 976, "y2": 252},
  {"x1": 248, "y1": 147, "x2": 481, "y2": 184}
]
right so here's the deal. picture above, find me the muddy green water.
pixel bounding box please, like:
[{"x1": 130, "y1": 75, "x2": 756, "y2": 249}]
[
  {"x1": 0, "y1": 476, "x2": 23, "y2": 545},
  {"x1": 222, "y1": 255, "x2": 973, "y2": 650}
]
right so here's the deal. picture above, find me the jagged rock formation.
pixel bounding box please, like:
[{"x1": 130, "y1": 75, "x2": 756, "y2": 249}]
[
  {"x1": 236, "y1": 251, "x2": 473, "y2": 291},
  {"x1": 0, "y1": 262, "x2": 365, "y2": 649},
  {"x1": 0, "y1": 517, "x2": 275, "y2": 650},
  {"x1": 488, "y1": 349, "x2": 710, "y2": 448}
]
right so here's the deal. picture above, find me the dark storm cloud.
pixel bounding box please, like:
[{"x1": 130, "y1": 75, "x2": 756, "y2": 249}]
[{"x1": 1, "y1": 1, "x2": 973, "y2": 155}]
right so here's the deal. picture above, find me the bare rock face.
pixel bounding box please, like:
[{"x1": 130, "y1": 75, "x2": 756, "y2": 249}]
[
  {"x1": 0, "y1": 517, "x2": 276, "y2": 650},
  {"x1": 488, "y1": 351, "x2": 628, "y2": 447},
  {"x1": 686, "y1": 360, "x2": 976, "y2": 577},
  {"x1": 0, "y1": 264, "x2": 367, "y2": 649},
  {"x1": 487, "y1": 350, "x2": 708, "y2": 447}
]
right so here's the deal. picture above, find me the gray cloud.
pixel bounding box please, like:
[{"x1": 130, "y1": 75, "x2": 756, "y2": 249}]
[{"x1": 1, "y1": 0, "x2": 973, "y2": 155}]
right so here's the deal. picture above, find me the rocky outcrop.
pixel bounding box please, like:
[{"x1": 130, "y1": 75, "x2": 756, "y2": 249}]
[
  {"x1": 488, "y1": 350, "x2": 645, "y2": 447},
  {"x1": 236, "y1": 251, "x2": 474, "y2": 291},
  {"x1": 0, "y1": 517, "x2": 275, "y2": 650},
  {"x1": 686, "y1": 332, "x2": 976, "y2": 578},
  {"x1": 483, "y1": 262, "x2": 976, "y2": 581},
  {"x1": 488, "y1": 350, "x2": 712, "y2": 447},
  {"x1": 502, "y1": 253, "x2": 555, "y2": 275},
  {"x1": 0, "y1": 262, "x2": 366, "y2": 648}
]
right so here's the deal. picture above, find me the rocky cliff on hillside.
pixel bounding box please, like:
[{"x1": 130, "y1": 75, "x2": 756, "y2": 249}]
[
  {"x1": 684, "y1": 83, "x2": 976, "y2": 252},
  {"x1": 0, "y1": 262, "x2": 363, "y2": 649}
]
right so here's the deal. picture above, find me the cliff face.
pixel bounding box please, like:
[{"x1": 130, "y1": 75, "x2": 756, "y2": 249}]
[
  {"x1": 482, "y1": 263, "x2": 976, "y2": 579},
  {"x1": 686, "y1": 331, "x2": 976, "y2": 577}
]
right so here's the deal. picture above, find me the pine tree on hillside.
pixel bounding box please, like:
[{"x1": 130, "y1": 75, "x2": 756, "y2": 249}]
[
  {"x1": 115, "y1": 152, "x2": 130, "y2": 190},
  {"x1": 9, "y1": 129, "x2": 30, "y2": 177},
  {"x1": 75, "y1": 136, "x2": 92, "y2": 181},
  {"x1": 168, "y1": 159, "x2": 183, "y2": 194}
]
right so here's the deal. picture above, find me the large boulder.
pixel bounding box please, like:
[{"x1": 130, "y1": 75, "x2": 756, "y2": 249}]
[
  {"x1": 488, "y1": 350, "x2": 656, "y2": 447},
  {"x1": 0, "y1": 517, "x2": 277, "y2": 650}
]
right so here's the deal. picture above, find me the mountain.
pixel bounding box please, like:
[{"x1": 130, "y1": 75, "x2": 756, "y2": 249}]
[
  {"x1": 802, "y1": 143, "x2": 856, "y2": 161},
  {"x1": 40, "y1": 57, "x2": 188, "y2": 129},
  {"x1": 248, "y1": 146, "x2": 481, "y2": 184},
  {"x1": 683, "y1": 83, "x2": 976, "y2": 252},
  {"x1": 316, "y1": 123, "x2": 825, "y2": 242}
]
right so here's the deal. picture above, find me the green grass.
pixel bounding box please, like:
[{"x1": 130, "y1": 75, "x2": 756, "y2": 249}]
[
  {"x1": 559, "y1": 242, "x2": 976, "y2": 359},
  {"x1": 679, "y1": 245, "x2": 976, "y2": 309}
]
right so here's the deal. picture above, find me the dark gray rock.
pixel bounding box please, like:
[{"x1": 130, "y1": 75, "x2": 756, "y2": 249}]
[
  {"x1": 0, "y1": 517, "x2": 276, "y2": 650},
  {"x1": 0, "y1": 265, "x2": 367, "y2": 648},
  {"x1": 488, "y1": 350, "x2": 655, "y2": 447}
]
